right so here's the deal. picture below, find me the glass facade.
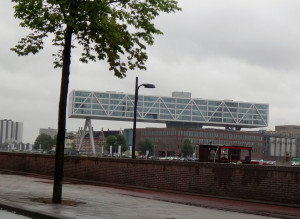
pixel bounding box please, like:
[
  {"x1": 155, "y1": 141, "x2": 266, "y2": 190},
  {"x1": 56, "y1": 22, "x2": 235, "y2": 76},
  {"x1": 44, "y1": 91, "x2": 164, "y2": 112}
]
[{"x1": 69, "y1": 90, "x2": 269, "y2": 128}]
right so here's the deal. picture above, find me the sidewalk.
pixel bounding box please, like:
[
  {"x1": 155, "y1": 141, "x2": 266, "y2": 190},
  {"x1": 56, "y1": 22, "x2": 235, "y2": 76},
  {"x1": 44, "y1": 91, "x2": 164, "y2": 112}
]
[{"x1": 0, "y1": 171, "x2": 299, "y2": 219}]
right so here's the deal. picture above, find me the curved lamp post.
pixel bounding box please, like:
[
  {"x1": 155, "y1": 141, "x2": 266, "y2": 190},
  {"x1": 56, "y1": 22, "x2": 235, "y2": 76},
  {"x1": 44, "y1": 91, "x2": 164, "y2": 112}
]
[{"x1": 132, "y1": 77, "x2": 155, "y2": 159}]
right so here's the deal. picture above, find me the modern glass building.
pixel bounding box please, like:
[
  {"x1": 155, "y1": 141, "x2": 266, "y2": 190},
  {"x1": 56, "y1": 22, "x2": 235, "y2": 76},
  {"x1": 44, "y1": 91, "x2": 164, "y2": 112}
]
[{"x1": 68, "y1": 90, "x2": 269, "y2": 130}]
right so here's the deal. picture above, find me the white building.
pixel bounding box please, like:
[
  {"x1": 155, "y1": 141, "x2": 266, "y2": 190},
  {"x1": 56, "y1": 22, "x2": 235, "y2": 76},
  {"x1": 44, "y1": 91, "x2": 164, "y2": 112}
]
[{"x1": 0, "y1": 119, "x2": 23, "y2": 144}]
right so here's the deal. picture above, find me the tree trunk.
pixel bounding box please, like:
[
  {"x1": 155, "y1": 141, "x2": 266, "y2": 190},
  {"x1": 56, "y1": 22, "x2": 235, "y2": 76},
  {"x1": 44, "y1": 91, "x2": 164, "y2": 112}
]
[{"x1": 52, "y1": 25, "x2": 73, "y2": 204}]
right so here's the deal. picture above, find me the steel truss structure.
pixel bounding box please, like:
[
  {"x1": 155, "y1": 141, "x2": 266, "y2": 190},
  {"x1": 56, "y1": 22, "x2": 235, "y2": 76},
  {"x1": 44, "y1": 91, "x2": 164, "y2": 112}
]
[
  {"x1": 68, "y1": 90, "x2": 269, "y2": 154},
  {"x1": 69, "y1": 90, "x2": 268, "y2": 127}
]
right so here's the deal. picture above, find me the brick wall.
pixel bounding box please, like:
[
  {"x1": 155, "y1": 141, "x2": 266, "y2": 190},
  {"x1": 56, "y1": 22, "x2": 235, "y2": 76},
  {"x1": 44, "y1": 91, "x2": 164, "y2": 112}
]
[{"x1": 0, "y1": 152, "x2": 299, "y2": 204}]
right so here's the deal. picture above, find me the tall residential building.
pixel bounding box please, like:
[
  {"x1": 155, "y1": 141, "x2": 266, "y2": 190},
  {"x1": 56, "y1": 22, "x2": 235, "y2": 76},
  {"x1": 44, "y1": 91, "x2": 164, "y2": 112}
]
[
  {"x1": 0, "y1": 119, "x2": 23, "y2": 144},
  {"x1": 39, "y1": 127, "x2": 57, "y2": 139}
]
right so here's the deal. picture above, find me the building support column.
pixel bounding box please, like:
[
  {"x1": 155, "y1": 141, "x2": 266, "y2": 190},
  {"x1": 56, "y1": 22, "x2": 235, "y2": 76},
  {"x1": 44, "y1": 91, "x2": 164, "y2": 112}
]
[{"x1": 78, "y1": 118, "x2": 96, "y2": 155}]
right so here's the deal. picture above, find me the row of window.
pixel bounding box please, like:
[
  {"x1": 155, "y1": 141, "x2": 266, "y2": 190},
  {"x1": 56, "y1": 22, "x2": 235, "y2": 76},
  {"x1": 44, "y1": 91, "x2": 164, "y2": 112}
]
[
  {"x1": 142, "y1": 136, "x2": 263, "y2": 147},
  {"x1": 73, "y1": 99, "x2": 268, "y2": 115},
  {"x1": 141, "y1": 130, "x2": 176, "y2": 136},
  {"x1": 180, "y1": 138, "x2": 263, "y2": 146},
  {"x1": 73, "y1": 103, "x2": 267, "y2": 119},
  {"x1": 73, "y1": 109, "x2": 266, "y2": 125},
  {"x1": 178, "y1": 130, "x2": 263, "y2": 141},
  {"x1": 141, "y1": 130, "x2": 263, "y2": 142},
  {"x1": 146, "y1": 137, "x2": 177, "y2": 143},
  {"x1": 71, "y1": 92, "x2": 268, "y2": 127},
  {"x1": 72, "y1": 92, "x2": 268, "y2": 111}
]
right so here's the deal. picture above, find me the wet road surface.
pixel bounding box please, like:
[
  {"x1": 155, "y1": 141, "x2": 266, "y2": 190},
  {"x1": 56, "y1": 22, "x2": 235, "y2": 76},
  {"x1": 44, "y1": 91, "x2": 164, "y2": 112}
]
[{"x1": 0, "y1": 172, "x2": 298, "y2": 219}]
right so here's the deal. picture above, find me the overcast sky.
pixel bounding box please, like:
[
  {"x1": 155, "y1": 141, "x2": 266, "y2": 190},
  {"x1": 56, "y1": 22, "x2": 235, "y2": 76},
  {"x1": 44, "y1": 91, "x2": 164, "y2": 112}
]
[{"x1": 1, "y1": 0, "x2": 300, "y2": 143}]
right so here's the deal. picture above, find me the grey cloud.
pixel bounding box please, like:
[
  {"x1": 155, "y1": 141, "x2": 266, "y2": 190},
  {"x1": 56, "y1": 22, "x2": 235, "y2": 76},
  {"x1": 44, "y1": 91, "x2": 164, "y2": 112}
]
[
  {"x1": 153, "y1": 0, "x2": 300, "y2": 70},
  {"x1": 1, "y1": 0, "x2": 300, "y2": 142}
]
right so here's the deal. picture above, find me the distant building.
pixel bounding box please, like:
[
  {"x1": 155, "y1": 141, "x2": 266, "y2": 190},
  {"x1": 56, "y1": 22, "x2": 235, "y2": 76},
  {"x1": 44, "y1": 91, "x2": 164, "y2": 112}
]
[
  {"x1": 275, "y1": 125, "x2": 300, "y2": 136},
  {"x1": 132, "y1": 127, "x2": 264, "y2": 159},
  {"x1": 39, "y1": 127, "x2": 57, "y2": 139},
  {"x1": 71, "y1": 126, "x2": 298, "y2": 161},
  {"x1": 64, "y1": 138, "x2": 74, "y2": 149},
  {"x1": 73, "y1": 128, "x2": 123, "y2": 154},
  {"x1": 0, "y1": 119, "x2": 23, "y2": 144},
  {"x1": 51, "y1": 131, "x2": 77, "y2": 153},
  {"x1": 262, "y1": 130, "x2": 297, "y2": 161},
  {"x1": 275, "y1": 125, "x2": 300, "y2": 157}
]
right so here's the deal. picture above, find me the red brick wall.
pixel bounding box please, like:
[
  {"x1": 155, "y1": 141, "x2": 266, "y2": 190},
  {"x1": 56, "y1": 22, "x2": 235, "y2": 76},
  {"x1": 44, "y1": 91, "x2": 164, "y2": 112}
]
[{"x1": 0, "y1": 152, "x2": 299, "y2": 204}]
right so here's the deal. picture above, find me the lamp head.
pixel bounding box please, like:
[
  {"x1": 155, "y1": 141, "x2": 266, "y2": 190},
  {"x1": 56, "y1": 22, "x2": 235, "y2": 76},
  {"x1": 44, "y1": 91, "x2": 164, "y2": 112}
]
[{"x1": 142, "y1": 84, "x2": 155, "y2": 88}]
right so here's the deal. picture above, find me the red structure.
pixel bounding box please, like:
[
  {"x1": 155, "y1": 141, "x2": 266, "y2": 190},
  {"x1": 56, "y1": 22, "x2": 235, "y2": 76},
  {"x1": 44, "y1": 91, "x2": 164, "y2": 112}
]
[{"x1": 198, "y1": 144, "x2": 252, "y2": 163}]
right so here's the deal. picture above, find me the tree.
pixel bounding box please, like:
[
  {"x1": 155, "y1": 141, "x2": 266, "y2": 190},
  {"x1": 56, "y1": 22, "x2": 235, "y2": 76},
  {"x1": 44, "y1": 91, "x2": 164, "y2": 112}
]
[
  {"x1": 70, "y1": 142, "x2": 76, "y2": 151},
  {"x1": 181, "y1": 139, "x2": 194, "y2": 157},
  {"x1": 138, "y1": 139, "x2": 154, "y2": 156},
  {"x1": 34, "y1": 133, "x2": 55, "y2": 150},
  {"x1": 116, "y1": 134, "x2": 127, "y2": 153},
  {"x1": 105, "y1": 134, "x2": 127, "y2": 153},
  {"x1": 105, "y1": 135, "x2": 117, "y2": 153},
  {"x1": 11, "y1": 0, "x2": 180, "y2": 203}
]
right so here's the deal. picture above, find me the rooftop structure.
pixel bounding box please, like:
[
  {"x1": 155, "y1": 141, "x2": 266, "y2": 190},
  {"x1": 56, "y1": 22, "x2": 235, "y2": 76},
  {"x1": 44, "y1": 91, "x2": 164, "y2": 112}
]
[{"x1": 69, "y1": 90, "x2": 269, "y2": 130}]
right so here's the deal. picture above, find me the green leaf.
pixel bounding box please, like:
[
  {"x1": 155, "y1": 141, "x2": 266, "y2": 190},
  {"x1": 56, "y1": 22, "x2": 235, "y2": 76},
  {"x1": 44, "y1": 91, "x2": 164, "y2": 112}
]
[{"x1": 11, "y1": 0, "x2": 181, "y2": 77}]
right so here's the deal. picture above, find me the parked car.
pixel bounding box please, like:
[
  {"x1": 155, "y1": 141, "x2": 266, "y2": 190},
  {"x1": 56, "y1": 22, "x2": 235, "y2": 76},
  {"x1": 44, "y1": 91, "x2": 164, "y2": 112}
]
[
  {"x1": 250, "y1": 160, "x2": 276, "y2": 165},
  {"x1": 291, "y1": 158, "x2": 300, "y2": 166},
  {"x1": 291, "y1": 161, "x2": 300, "y2": 166},
  {"x1": 148, "y1": 156, "x2": 159, "y2": 160}
]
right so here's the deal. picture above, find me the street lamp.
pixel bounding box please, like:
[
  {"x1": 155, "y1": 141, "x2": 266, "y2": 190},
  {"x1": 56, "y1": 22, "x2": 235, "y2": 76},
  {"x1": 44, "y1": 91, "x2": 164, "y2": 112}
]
[{"x1": 132, "y1": 77, "x2": 155, "y2": 159}]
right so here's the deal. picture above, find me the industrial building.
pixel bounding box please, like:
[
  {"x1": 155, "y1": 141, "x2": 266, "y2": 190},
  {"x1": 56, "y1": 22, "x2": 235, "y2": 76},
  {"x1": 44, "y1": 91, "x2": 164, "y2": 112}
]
[
  {"x1": 262, "y1": 131, "x2": 297, "y2": 161},
  {"x1": 275, "y1": 125, "x2": 300, "y2": 157},
  {"x1": 134, "y1": 127, "x2": 264, "y2": 159}
]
